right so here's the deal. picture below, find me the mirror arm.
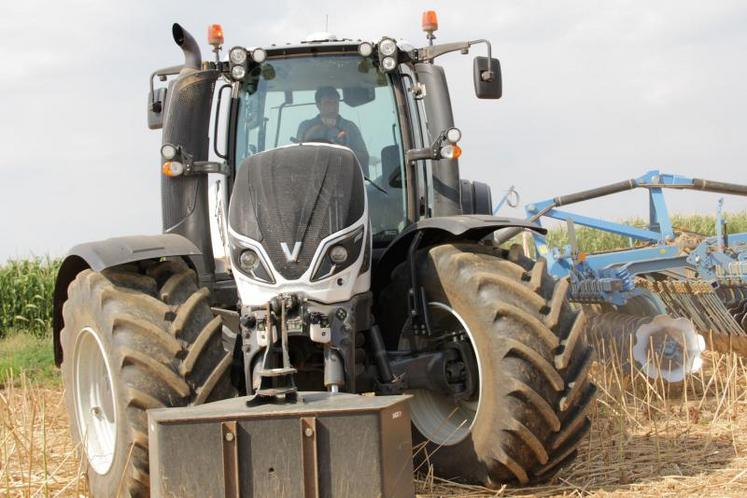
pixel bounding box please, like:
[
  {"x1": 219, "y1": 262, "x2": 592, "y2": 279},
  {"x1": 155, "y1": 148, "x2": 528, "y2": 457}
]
[
  {"x1": 416, "y1": 39, "x2": 492, "y2": 65},
  {"x1": 149, "y1": 64, "x2": 184, "y2": 110},
  {"x1": 470, "y1": 39, "x2": 493, "y2": 60},
  {"x1": 469, "y1": 39, "x2": 495, "y2": 81},
  {"x1": 417, "y1": 41, "x2": 470, "y2": 62}
]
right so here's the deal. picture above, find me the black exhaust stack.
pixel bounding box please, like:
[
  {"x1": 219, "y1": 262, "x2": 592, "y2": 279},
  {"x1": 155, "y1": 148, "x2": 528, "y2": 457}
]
[
  {"x1": 160, "y1": 24, "x2": 218, "y2": 285},
  {"x1": 172, "y1": 23, "x2": 202, "y2": 70}
]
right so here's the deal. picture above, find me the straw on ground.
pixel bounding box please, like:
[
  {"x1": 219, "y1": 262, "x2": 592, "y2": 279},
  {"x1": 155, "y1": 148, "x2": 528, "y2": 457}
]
[{"x1": 3, "y1": 348, "x2": 747, "y2": 497}]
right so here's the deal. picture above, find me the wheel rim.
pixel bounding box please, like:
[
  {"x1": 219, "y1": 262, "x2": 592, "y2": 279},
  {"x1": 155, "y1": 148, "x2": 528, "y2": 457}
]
[
  {"x1": 73, "y1": 327, "x2": 117, "y2": 475},
  {"x1": 401, "y1": 302, "x2": 482, "y2": 446}
]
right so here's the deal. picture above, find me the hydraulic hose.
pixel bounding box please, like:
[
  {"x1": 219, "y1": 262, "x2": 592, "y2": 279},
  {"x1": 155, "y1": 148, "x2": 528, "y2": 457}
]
[
  {"x1": 692, "y1": 178, "x2": 747, "y2": 196},
  {"x1": 552, "y1": 179, "x2": 638, "y2": 207},
  {"x1": 368, "y1": 325, "x2": 395, "y2": 383}
]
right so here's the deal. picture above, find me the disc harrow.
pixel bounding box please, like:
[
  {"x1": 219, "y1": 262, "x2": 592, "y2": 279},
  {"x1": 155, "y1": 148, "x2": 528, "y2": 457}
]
[{"x1": 495, "y1": 170, "x2": 747, "y2": 365}]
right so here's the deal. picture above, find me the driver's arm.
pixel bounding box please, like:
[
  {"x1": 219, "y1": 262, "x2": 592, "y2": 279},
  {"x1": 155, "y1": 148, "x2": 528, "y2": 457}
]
[
  {"x1": 296, "y1": 120, "x2": 311, "y2": 142},
  {"x1": 347, "y1": 123, "x2": 370, "y2": 174}
]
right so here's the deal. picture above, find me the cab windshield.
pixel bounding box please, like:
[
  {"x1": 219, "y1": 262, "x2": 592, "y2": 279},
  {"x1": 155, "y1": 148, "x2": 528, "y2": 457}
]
[{"x1": 234, "y1": 54, "x2": 407, "y2": 244}]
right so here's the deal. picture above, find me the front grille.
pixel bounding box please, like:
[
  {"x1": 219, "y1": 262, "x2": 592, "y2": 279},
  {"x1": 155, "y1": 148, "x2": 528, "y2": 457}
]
[{"x1": 229, "y1": 144, "x2": 365, "y2": 280}]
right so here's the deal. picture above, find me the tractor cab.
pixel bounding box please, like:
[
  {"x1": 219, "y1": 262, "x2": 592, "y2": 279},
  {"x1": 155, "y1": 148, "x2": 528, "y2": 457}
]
[
  {"x1": 231, "y1": 47, "x2": 408, "y2": 242},
  {"x1": 148, "y1": 20, "x2": 502, "y2": 290}
]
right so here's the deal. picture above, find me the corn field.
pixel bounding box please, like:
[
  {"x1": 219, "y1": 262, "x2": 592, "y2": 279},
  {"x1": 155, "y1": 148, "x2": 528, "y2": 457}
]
[
  {"x1": 0, "y1": 212, "x2": 745, "y2": 339},
  {"x1": 0, "y1": 258, "x2": 60, "y2": 338}
]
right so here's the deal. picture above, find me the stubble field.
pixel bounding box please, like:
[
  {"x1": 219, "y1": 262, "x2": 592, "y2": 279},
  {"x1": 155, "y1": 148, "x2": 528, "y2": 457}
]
[{"x1": 3, "y1": 346, "x2": 747, "y2": 497}]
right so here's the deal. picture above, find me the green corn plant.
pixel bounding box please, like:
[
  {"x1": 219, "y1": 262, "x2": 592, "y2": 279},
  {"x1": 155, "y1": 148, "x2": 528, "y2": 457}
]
[{"x1": 0, "y1": 257, "x2": 61, "y2": 338}]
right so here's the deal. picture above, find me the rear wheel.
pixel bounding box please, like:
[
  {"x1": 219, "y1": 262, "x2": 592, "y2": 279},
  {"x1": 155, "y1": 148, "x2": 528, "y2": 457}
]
[
  {"x1": 378, "y1": 243, "x2": 596, "y2": 485},
  {"x1": 61, "y1": 259, "x2": 234, "y2": 497}
]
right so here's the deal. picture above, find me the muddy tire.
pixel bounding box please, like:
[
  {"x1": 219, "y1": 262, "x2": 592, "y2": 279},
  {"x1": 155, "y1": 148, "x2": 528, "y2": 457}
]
[
  {"x1": 60, "y1": 260, "x2": 234, "y2": 497},
  {"x1": 377, "y1": 243, "x2": 596, "y2": 486}
]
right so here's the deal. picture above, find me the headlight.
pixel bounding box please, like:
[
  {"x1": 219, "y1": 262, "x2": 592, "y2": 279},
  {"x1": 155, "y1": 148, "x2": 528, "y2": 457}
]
[
  {"x1": 358, "y1": 42, "x2": 373, "y2": 57},
  {"x1": 231, "y1": 65, "x2": 246, "y2": 80},
  {"x1": 312, "y1": 226, "x2": 365, "y2": 281},
  {"x1": 251, "y1": 48, "x2": 267, "y2": 63},
  {"x1": 230, "y1": 242, "x2": 275, "y2": 283},
  {"x1": 378, "y1": 38, "x2": 397, "y2": 57},
  {"x1": 329, "y1": 245, "x2": 348, "y2": 264},
  {"x1": 160, "y1": 143, "x2": 177, "y2": 160},
  {"x1": 239, "y1": 249, "x2": 260, "y2": 271},
  {"x1": 381, "y1": 56, "x2": 397, "y2": 72},
  {"x1": 229, "y1": 47, "x2": 247, "y2": 65},
  {"x1": 446, "y1": 127, "x2": 462, "y2": 144}
]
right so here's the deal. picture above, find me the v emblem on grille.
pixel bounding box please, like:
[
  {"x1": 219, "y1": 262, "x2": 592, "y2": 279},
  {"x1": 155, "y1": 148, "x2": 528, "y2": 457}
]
[{"x1": 280, "y1": 241, "x2": 302, "y2": 262}]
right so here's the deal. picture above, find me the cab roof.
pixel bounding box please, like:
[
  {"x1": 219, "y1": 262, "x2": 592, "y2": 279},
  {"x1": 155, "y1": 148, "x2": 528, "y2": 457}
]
[{"x1": 262, "y1": 35, "x2": 363, "y2": 58}]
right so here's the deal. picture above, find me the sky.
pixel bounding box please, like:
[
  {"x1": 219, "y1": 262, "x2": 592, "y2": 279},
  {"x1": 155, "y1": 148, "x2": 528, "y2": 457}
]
[{"x1": 1, "y1": 1, "x2": 746, "y2": 262}]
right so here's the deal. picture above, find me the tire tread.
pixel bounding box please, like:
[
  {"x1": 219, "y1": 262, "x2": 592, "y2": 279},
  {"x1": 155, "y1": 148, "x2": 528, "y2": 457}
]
[
  {"x1": 397, "y1": 243, "x2": 595, "y2": 485},
  {"x1": 60, "y1": 261, "x2": 233, "y2": 497}
]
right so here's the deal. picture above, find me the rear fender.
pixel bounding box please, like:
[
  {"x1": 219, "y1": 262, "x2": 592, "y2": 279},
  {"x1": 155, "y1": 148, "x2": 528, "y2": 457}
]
[
  {"x1": 372, "y1": 215, "x2": 545, "y2": 294},
  {"x1": 52, "y1": 234, "x2": 201, "y2": 366}
]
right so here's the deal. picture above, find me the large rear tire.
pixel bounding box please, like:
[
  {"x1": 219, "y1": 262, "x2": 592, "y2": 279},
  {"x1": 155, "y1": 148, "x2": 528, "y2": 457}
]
[
  {"x1": 378, "y1": 243, "x2": 596, "y2": 486},
  {"x1": 60, "y1": 259, "x2": 234, "y2": 497}
]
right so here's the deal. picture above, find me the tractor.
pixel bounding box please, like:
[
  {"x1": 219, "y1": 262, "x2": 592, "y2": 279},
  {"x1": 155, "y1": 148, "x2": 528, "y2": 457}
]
[{"x1": 52, "y1": 13, "x2": 595, "y2": 496}]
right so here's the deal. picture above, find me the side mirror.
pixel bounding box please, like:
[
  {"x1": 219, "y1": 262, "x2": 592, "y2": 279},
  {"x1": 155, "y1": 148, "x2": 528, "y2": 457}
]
[
  {"x1": 147, "y1": 64, "x2": 183, "y2": 130},
  {"x1": 473, "y1": 57, "x2": 501, "y2": 99},
  {"x1": 148, "y1": 87, "x2": 168, "y2": 130}
]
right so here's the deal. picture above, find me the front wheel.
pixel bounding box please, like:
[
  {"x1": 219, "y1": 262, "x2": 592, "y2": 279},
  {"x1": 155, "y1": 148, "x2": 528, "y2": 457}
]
[
  {"x1": 61, "y1": 260, "x2": 234, "y2": 497},
  {"x1": 378, "y1": 243, "x2": 596, "y2": 486}
]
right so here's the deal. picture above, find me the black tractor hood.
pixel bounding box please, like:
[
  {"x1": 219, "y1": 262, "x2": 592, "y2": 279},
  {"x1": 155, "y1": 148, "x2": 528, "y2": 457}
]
[{"x1": 229, "y1": 144, "x2": 365, "y2": 280}]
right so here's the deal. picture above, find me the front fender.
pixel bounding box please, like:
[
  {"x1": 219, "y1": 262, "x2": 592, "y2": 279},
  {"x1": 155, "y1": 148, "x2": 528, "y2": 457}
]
[
  {"x1": 52, "y1": 234, "x2": 201, "y2": 365},
  {"x1": 373, "y1": 215, "x2": 545, "y2": 294}
]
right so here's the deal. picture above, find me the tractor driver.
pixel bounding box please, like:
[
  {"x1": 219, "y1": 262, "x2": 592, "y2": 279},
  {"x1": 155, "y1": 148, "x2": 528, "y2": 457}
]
[{"x1": 297, "y1": 86, "x2": 370, "y2": 174}]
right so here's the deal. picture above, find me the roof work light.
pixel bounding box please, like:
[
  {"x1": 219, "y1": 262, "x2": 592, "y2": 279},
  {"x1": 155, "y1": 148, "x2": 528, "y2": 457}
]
[
  {"x1": 377, "y1": 37, "x2": 399, "y2": 72},
  {"x1": 229, "y1": 47, "x2": 247, "y2": 65}
]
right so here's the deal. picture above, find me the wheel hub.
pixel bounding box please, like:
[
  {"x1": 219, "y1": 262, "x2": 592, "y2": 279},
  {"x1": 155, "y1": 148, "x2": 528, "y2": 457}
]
[
  {"x1": 73, "y1": 327, "x2": 117, "y2": 475},
  {"x1": 400, "y1": 302, "x2": 482, "y2": 446}
]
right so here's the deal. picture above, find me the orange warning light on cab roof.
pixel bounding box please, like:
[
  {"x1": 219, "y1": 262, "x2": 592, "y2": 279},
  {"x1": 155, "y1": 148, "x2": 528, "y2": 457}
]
[
  {"x1": 422, "y1": 11, "x2": 438, "y2": 32},
  {"x1": 208, "y1": 24, "x2": 224, "y2": 47}
]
